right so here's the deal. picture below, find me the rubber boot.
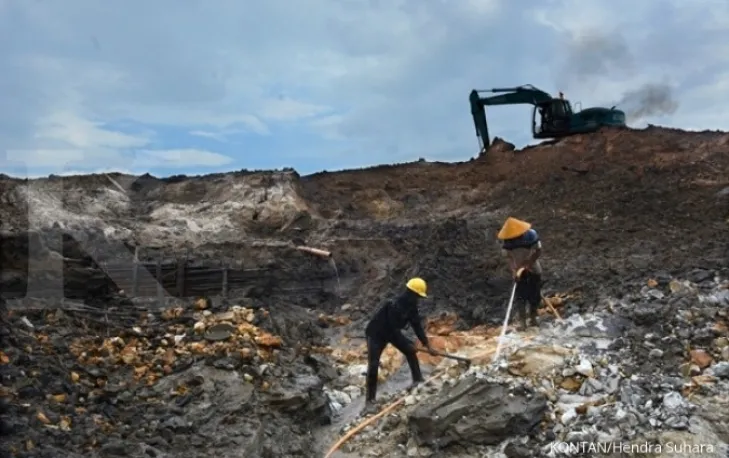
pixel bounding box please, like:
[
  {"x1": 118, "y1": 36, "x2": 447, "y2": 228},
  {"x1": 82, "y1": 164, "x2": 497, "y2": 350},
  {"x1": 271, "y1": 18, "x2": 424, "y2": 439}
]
[
  {"x1": 404, "y1": 351, "x2": 424, "y2": 386},
  {"x1": 528, "y1": 303, "x2": 539, "y2": 327},
  {"x1": 518, "y1": 302, "x2": 528, "y2": 330},
  {"x1": 362, "y1": 400, "x2": 379, "y2": 416}
]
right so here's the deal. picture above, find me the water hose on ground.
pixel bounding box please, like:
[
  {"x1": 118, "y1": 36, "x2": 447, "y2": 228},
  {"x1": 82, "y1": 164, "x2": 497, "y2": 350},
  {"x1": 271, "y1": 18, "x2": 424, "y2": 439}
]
[
  {"x1": 325, "y1": 281, "x2": 560, "y2": 456},
  {"x1": 323, "y1": 370, "x2": 444, "y2": 458}
]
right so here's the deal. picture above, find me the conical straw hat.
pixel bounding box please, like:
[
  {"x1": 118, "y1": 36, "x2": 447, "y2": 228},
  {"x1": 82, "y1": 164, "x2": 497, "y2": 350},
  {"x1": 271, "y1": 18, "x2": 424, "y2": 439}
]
[{"x1": 497, "y1": 217, "x2": 531, "y2": 240}]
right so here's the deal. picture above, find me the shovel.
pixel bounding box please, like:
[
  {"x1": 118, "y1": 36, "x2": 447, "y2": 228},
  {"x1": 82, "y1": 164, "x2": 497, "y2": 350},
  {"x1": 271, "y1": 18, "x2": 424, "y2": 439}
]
[{"x1": 416, "y1": 348, "x2": 472, "y2": 368}]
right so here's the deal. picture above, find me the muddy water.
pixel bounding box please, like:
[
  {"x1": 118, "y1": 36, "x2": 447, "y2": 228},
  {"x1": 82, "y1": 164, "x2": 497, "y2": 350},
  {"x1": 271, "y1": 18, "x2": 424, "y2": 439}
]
[{"x1": 314, "y1": 362, "x2": 436, "y2": 457}]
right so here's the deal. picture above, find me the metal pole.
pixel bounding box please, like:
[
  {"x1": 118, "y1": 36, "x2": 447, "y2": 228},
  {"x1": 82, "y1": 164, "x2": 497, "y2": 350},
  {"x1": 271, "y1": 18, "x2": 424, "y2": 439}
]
[{"x1": 493, "y1": 282, "x2": 517, "y2": 364}]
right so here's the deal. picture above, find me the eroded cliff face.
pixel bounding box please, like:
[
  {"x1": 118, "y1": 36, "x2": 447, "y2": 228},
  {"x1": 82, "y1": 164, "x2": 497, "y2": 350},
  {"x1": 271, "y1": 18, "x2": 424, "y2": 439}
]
[
  {"x1": 5, "y1": 126, "x2": 728, "y2": 315},
  {"x1": 1, "y1": 125, "x2": 729, "y2": 457}
]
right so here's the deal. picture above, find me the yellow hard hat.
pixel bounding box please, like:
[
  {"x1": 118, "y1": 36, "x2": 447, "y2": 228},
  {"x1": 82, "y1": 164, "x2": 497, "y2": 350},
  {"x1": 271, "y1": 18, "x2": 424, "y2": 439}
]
[
  {"x1": 406, "y1": 277, "x2": 427, "y2": 297},
  {"x1": 497, "y1": 217, "x2": 531, "y2": 240}
]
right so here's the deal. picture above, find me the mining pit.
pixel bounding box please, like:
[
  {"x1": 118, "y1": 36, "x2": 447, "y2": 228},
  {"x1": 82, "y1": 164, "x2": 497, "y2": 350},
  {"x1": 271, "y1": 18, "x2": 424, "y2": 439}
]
[{"x1": 2, "y1": 126, "x2": 729, "y2": 457}]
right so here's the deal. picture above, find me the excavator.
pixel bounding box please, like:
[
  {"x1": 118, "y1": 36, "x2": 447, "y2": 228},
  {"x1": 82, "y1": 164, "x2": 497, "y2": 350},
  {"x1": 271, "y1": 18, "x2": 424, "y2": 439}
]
[{"x1": 469, "y1": 85, "x2": 626, "y2": 152}]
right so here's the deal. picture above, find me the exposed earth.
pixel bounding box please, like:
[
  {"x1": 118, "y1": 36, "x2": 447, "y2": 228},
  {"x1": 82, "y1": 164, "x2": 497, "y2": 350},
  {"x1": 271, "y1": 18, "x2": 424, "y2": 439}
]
[{"x1": 1, "y1": 125, "x2": 729, "y2": 457}]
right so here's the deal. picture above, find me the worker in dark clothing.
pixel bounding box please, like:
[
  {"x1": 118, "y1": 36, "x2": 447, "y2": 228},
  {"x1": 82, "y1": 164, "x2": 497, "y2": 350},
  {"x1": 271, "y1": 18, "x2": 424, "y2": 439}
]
[
  {"x1": 497, "y1": 217, "x2": 543, "y2": 330},
  {"x1": 364, "y1": 277, "x2": 435, "y2": 412}
]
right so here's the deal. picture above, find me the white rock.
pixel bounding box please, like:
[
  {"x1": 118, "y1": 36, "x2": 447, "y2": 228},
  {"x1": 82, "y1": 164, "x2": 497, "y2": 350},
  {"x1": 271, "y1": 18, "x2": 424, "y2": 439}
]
[
  {"x1": 330, "y1": 401, "x2": 343, "y2": 412},
  {"x1": 663, "y1": 392, "x2": 687, "y2": 411},
  {"x1": 575, "y1": 359, "x2": 594, "y2": 377},
  {"x1": 328, "y1": 390, "x2": 352, "y2": 406},
  {"x1": 343, "y1": 385, "x2": 362, "y2": 399},
  {"x1": 20, "y1": 317, "x2": 34, "y2": 329},
  {"x1": 404, "y1": 395, "x2": 417, "y2": 406},
  {"x1": 712, "y1": 361, "x2": 729, "y2": 378},
  {"x1": 347, "y1": 364, "x2": 368, "y2": 377},
  {"x1": 561, "y1": 408, "x2": 578, "y2": 425},
  {"x1": 649, "y1": 348, "x2": 664, "y2": 358}
]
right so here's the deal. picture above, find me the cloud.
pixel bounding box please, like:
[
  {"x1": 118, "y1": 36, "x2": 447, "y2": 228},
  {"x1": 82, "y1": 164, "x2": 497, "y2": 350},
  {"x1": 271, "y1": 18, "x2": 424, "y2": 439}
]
[
  {"x1": 34, "y1": 112, "x2": 150, "y2": 150},
  {"x1": 133, "y1": 149, "x2": 233, "y2": 168},
  {"x1": 1, "y1": 0, "x2": 728, "y2": 176},
  {"x1": 2, "y1": 147, "x2": 232, "y2": 176},
  {"x1": 258, "y1": 98, "x2": 331, "y2": 122}
]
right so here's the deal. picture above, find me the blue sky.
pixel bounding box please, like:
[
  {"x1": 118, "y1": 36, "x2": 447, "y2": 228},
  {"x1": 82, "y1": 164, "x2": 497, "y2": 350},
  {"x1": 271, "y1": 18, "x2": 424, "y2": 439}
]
[{"x1": 0, "y1": 0, "x2": 727, "y2": 178}]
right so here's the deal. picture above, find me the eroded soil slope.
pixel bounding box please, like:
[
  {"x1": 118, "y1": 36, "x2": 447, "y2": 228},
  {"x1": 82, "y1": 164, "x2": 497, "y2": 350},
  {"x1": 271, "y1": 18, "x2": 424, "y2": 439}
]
[{"x1": 2, "y1": 125, "x2": 728, "y2": 320}]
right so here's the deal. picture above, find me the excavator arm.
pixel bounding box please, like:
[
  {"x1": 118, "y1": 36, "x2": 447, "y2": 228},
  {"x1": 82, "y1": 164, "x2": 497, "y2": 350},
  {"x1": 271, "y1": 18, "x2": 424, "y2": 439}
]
[{"x1": 469, "y1": 85, "x2": 554, "y2": 149}]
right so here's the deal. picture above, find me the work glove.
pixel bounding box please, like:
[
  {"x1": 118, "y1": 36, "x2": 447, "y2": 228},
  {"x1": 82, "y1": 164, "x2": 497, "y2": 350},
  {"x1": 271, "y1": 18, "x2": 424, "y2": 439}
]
[{"x1": 514, "y1": 267, "x2": 526, "y2": 280}]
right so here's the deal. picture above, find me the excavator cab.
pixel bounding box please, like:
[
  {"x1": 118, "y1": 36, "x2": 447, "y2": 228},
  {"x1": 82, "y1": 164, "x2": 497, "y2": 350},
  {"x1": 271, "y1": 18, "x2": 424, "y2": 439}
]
[{"x1": 533, "y1": 98, "x2": 573, "y2": 138}]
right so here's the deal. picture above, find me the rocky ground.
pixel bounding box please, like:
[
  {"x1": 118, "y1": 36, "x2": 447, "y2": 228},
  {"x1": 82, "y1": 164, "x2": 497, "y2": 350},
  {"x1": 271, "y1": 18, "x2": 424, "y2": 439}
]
[
  {"x1": 1, "y1": 125, "x2": 729, "y2": 457},
  {"x1": 326, "y1": 271, "x2": 729, "y2": 457},
  {"x1": 0, "y1": 297, "x2": 348, "y2": 457}
]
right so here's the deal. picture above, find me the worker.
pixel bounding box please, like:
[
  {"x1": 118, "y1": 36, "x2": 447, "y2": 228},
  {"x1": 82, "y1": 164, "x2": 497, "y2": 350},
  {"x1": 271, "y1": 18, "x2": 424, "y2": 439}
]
[
  {"x1": 363, "y1": 277, "x2": 435, "y2": 412},
  {"x1": 497, "y1": 217, "x2": 543, "y2": 329}
]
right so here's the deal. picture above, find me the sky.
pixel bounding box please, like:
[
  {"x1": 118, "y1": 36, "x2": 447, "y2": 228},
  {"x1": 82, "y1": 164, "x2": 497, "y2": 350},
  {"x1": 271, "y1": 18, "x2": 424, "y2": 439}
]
[{"x1": 0, "y1": 0, "x2": 727, "y2": 178}]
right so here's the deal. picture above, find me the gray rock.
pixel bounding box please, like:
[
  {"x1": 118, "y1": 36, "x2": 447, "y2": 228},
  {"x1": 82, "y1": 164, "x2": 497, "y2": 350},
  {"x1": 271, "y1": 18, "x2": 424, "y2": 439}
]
[
  {"x1": 579, "y1": 378, "x2": 604, "y2": 396},
  {"x1": 663, "y1": 391, "x2": 688, "y2": 412},
  {"x1": 646, "y1": 289, "x2": 665, "y2": 300},
  {"x1": 504, "y1": 442, "x2": 532, "y2": 458},
  {"x1": 649, "y1": 348, "x2": 664, "y2": 358},
  {"x1": 688, "y1": 269, "x2": 713, "y2": 284},
  {"x1": 604, "y1": 376, "x2": 620, "y2": 394},
  {"x1": 716, "y1": 186, "x2": 729, "y2": 198},
  {"x1": 100, "y1": 439, "x2": 134, "y2": 456},
  {"x1": 711, "y1": 362, "x2": 729, "y2": 379},
  {"x1": 628, "y1": 303, "x2": 664, "y2": 325},
  {"x1": 408, "y1": 376, "x2": 547, "y2": 447},
  {"x1": 664, "y1": 415, "x2": 689, "y2": 430}
]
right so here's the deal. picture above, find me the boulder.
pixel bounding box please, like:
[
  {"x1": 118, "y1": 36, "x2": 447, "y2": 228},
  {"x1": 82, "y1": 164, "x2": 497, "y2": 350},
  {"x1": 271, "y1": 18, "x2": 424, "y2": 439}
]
[
  {"x1": 264, "y1": 374, "x2": 332, "y2": 424},
  {"x1": 408, "y1": 376, "x2": 547, "y2": 447}
]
